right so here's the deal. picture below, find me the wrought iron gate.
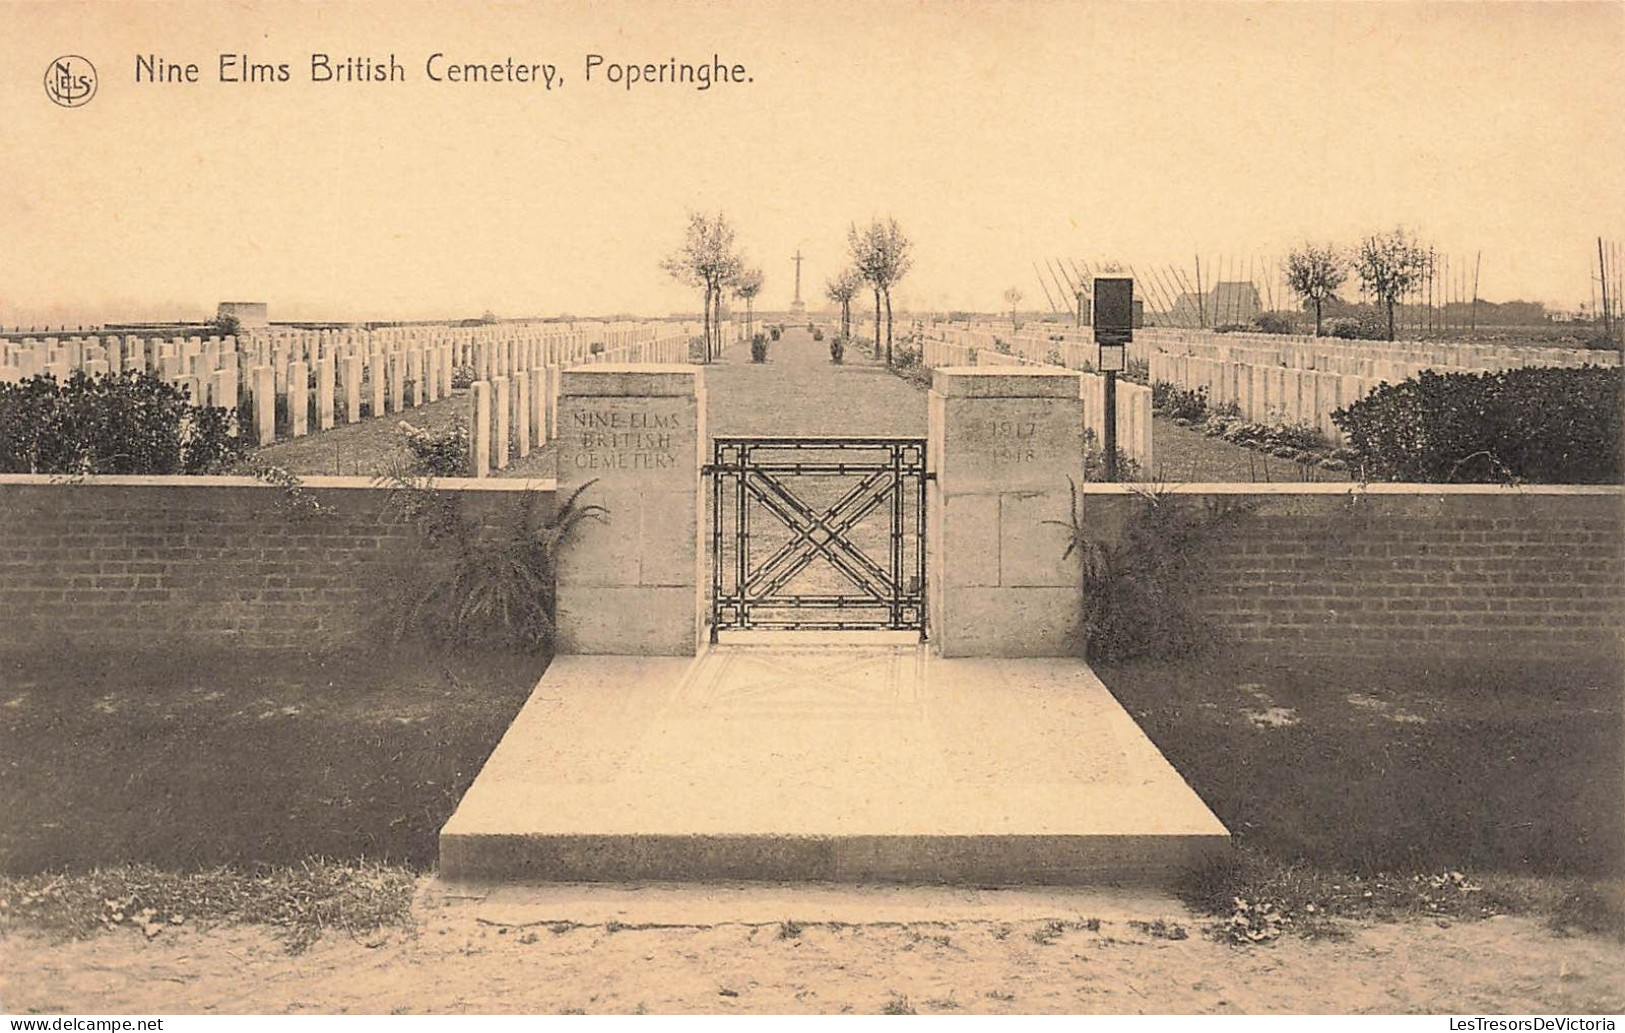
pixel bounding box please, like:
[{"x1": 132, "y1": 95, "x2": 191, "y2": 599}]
[{"x1": 708, "y1": 437, "x2": 927, "y2": 637}]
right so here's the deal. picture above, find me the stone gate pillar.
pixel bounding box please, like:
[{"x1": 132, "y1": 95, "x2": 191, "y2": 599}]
[
  {"x1": 928, "y1": 366, "x2": 1083, "y2": 657},
  {"x1": 555, "y1": 364, "x2": 706, "y2": 655}
]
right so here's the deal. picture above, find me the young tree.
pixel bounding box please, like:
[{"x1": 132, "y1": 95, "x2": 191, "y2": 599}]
[
  {"x1": 1003, "y1": 286, "x2": 1025, "y2": 330},
  {"x1": 733, "y1": 266, "x2": 764, "y2": 339},
  {"x1": 847, "y1": 217, "x2": 914, "y2": 364},
  {"x1": 1286, "y1": 243, "x2": 1348, "y2": 336},
  {"x1": 661, "y1": 212, "x2": 742, "y2": 362},
  {"x1": 1354, "y1": 229, "x2": 1428, "y2": 342},
  {"x1": 824, "y1": 267, "x2": 863, "y2": 341}
]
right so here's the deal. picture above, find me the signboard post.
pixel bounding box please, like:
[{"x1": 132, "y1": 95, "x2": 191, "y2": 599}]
[{"x1": 1092, "y1": 277, "x2": 1134, "y2": 480}]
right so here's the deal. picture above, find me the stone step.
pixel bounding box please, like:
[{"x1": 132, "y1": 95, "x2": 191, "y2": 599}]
[{"x1": 439, "y1": 647, "x2": 1229, "y2": 886}]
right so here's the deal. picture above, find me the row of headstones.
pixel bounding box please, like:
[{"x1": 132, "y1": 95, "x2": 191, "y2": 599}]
[
  {"x1": 1139, "y1": 327, "x2": 1619, "y2": 373},
  {"x1": 2, "y1": 318, "x2": 684, "y2": 385},
  {"x1": 1150, "y1": 351, "x2": 1376, "y2": 444},
  {"x1": 238, "y1": 344, "x2": 459, "y2": 444},
  {"x1": 462, "y1": 332, "x2": 691, "y2": 477},
  {"x1": 0, "y1": 334, "x2": 251, "y2": 383},
  {"x1": 924, "y1": 322, "x2": 1154, "y2": 369},
  {"x1": 1078, "y1": 372, "x2": 1155, "y2": 469}
]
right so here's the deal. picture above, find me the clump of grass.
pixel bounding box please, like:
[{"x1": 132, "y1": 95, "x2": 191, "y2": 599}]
[
  {"x1": 1178, "y1": 846, "x2": 1625, "y2": 945},
  {"x1": 1128, "y1": 918, "x2": 1189, "y2": 941},
  {"x1": 0, "y1": 860, "x2": 415, "y2": 954},
  {"x1": 777, "y1": 919, "x2": 803, "y2": 939},
  {"x1": 880, "y1": 993, "x2": 916, "y2": 1015}
]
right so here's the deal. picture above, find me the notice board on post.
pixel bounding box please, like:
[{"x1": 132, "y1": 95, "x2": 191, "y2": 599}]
[{"x1": 1093, "y1": 276, "x2": 1133, "y2": 371}]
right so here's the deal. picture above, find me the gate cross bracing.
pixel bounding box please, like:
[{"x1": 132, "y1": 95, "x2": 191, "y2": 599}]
[{"x1": 708, "y1": 437, "x2": 927, "y2": 637}]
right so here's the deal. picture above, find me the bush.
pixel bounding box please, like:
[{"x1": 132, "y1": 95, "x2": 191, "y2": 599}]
[
  {"x1": 1153, "y1": 383, "x2": 1209, "y2": 421},
  {"x1": 993, "y1": 336, "x2": 1012, "y2": 355},
  {"x1": 1213, "y1": 323, "x2": 1251, "y2": 334},
  {"x1": 770, "y1": 327, "x2": 781, "y2": 342},
  {"x1": 829, "y1": 336, "x2": 845, "y2": 364},
  {"x1": 1081, "y1": 428, "x2": 1141, "y2": 482},
  {"x1": 1122, "y1": 357, "x2": 1150, "y2": 385},
  {"x1": 450, "y1": 364, "x2": 478, "y2": 390},
  {"x1": 588, "y1": 341, "x2": 605, "y2": 356},
  {"x1": 1045, "y1": 347, "x2": 1065, "y2": 367},
  {"x1": 398, "y1": 416, "x2": 470, "y2": 477},
  {"x1": 1051, "y1": 484, "x2": 1252, "y2": 661},
  {"x1": 813, "y1": 328, "x2": 825, "y2": 342},
  {"x1": 0, "y1": 370, "x2": 246, "y2": 475},
  {"x1": 750, "y1": 333, "x2": 770, "y2": 363},
  {"x1": 376, "y1": 477, "x2": 606, "y2": 653},
  {"x1": 1324, "y1": 315, "x2": 1385, "y2": 340},
  {"x1": 1254, "y1": 312, "x2": 1294, "y2": 335},
  {"x1": 1333, "y1": 365, "x2": 1624, "y2": 483}
]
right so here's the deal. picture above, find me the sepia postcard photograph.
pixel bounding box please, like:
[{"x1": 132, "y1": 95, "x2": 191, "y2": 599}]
[{"x1": 1, "y1": 0, "x2": 1622, "y2": 1022}]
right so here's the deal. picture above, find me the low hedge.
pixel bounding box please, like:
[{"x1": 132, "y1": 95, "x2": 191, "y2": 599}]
[
  {"x1": 0, "y1": 370, "x2": 246, "y2": 475},
  {"x1": 1332, "y1": 365, "x2": 1623, "y2": 483}
]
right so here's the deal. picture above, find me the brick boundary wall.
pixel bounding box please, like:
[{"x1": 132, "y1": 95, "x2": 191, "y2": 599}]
[
  {"x1": 1080, "y1": 483, "x2": 1625, "y2": 667},
  {"x1": 0, "y1": 474, "x2": 556, "y2": 652},
  {"x1": 2, "y1": 477, "x2": 1621, "y2": 664}
]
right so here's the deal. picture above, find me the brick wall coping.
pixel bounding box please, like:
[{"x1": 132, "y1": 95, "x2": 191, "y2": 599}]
[
  {"x1": 1075, "y1": 482, "x2": 1623, "y2": 498},
  {"x1": 0, "y1": 473, "x2": 558, "y2": 492},
  {"x1": 0, "y1": 474, "x2": 1614, "y2": 500}
]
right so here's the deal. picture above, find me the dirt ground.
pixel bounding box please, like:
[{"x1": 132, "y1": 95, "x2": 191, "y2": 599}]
[{"x1": 5, "y1": 881, "x2": 1622, "y2": 1015}]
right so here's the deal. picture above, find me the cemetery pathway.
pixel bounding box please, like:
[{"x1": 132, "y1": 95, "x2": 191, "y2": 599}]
[{"x1": 703, "y1": 326, "x2": 928, "y2": 439}]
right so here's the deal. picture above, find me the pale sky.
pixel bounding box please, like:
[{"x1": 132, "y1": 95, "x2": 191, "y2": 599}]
[{"x1": 2, "y1": 0, "x2": 1622, "y2": 324}]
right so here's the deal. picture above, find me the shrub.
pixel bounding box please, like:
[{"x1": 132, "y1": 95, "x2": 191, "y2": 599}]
[
  {"x1": 1050, "y1": 483, "x2": 1253, "y2": 661},
  {"x1": 829, "y1": 336, "x2": 845, "y2": 364},
  {"x1": 1124, "y1": 357, "x2": 1150, "y2": 384},
  {"x1": 769, "y1": 327, "x2": 781, "y2": 342},
  {"x1": 1332, "y1": 365, "x2": 1624, "y2": 483},
  {"x1": 1152, "y1": 382, "x2": 1209, "y2": 421},
  {"x1": 1324, "y1": 315, "x2": 1385, "y2": 340},
  {"x1": 588, "y1": 341, "x2": 605, "y2": 356},
  {"x1": 750, "y1": 333, "x2": 770, "y2": 363},
  {"x1": 1213, "y1": 323, "x2": 1251, "y2": 334},
  {"x1": 398, "y1": 416, "x2": 470, "y2": 477},
  {"x1": 895, "y1": 345, "x2": 921, "y2": 369},
  {"x1": 1081, "y1": 428, "x2": 1141, "y2": 482},
  {"x1": 375, "y1": 475, "x2": 606, "y2": 653},
  {"x1": 0, "y1": 370, "x2": 246, "y2": 475},
  {"x1": 450, "y1": 364, "x2": 478, "y2": 390},
  {"x1": 993, "y1": 336, "x2": 1013, "y2": 355},
  {"x1": 1254, "y1": 312, "x2": 1294, "y2": 335},
  {"x1": 1045, "y1": 347, "x2": 1065, "y2": 367},
  {"x1": 813, "y1": 328, "x2": 825, "y2": 341}
]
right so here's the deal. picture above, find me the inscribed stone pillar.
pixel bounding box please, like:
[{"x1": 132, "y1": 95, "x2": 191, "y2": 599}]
[
  {"x1": 928, "y1": 366, "x2": 1083, "y2": 658},
  {"x1": 554, "y1": 364, "x2": 705, "y2": 656}
]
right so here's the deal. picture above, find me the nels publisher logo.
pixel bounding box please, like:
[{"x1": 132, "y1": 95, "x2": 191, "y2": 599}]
[{"x1": 45, "y1": 55, "x2": 97, "y2": 107}]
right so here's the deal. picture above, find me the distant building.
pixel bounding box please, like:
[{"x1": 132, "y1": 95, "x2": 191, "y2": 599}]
[
  {"x1": 217, "y1": 301, "x2": 268, "y2": 327},
  {"x1": 1162, "y1": 283, "x2": 1261, "y2": 328}
]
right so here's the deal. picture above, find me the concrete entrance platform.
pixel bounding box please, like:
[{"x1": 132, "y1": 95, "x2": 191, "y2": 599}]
[{"x1": 439, "y1": 644, "x2": 1229, "y2": 886}]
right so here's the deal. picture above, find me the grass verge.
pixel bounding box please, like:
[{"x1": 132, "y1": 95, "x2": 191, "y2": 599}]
[
  {"x1": 0, "y1": 860, "x2": 415, "y2": 954},
  {"x1": 0, "y1": 644, "x2": 543, "y2": 873},
  {"x1": 1097, "y1": 653, "x2": 1624, "y2": 941}
]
